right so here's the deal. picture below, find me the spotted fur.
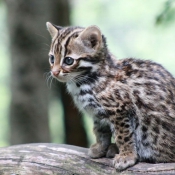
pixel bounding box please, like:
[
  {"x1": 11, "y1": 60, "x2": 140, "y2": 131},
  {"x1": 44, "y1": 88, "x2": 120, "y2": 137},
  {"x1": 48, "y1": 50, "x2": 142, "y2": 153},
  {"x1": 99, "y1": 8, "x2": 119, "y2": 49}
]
[{"x1": 46, "y1": 22, "x2": 175, "y2": 171}]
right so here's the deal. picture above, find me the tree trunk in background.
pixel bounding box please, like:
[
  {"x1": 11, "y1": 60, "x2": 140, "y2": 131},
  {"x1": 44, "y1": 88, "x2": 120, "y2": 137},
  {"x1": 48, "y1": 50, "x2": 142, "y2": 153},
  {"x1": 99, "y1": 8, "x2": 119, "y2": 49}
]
[
  {"x1": 6, "y1": 0, "x2": 52, "y2": 144},
  {"x1": 49, "y1": 0, "x2": 88, "y2": 147},
  {"x1": 6, "y1": 0, "x2": 88, "y2": 147}
]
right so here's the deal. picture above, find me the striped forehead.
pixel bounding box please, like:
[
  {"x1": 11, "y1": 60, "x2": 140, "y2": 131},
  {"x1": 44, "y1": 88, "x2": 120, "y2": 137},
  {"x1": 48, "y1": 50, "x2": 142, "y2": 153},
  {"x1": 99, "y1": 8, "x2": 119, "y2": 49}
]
[{"x1": 51, "y1": 27, "x2": 84, "y2": 57}]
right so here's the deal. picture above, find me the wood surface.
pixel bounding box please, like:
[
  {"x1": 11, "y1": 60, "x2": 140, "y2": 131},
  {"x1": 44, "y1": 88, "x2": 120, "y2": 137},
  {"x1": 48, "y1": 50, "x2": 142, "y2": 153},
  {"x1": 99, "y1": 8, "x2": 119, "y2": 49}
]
[{"x1": 0, "y1": 143, "x2": 174, "y2": 175}]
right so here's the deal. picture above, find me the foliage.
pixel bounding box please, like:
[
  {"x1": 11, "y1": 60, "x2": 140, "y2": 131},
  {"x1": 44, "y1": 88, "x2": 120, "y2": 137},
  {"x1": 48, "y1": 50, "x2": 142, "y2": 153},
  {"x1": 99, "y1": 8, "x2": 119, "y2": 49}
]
[{"x1": 156, "y1": 0, "x2": 175, "y2": 25}]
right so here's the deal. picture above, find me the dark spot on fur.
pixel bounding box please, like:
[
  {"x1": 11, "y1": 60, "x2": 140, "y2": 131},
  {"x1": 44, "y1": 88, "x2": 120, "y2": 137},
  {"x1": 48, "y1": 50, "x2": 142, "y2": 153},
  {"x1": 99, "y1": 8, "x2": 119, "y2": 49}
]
[
  {"x1": 143, "y1": 142, "x2": 150, "y2": 147},
  {"x1": 155, "y1": 118, "x2": 161, "y2": 125},
  {"x1": 135, "y1": 122, "x2": 139, "y2": 130},
  {"x1": 121, "y1": 105, "x2": 125, "y2": 110},
  {"x1": 118, "y1": 136, "x2": 122, "y2": 140},
  {"x1": 154, "y1": 76, "x2": 160, "y2": 83},
  {"x1": 123, "y1": 129, "x2": 129, "y2": 134},
  {"x1": 124, "y1": 136, "x2": 130, "y2": 142},
  {"x1": 143, "y1": 117, "x2": 151, "y2": 126},
  {"x1": 142, "y1": 125, "x2": 148, "y2": 132},
  {"x1": 120, "y1": 79, "x2": 127, "y2": 84},
  {"x1": 88, "y1": 103, "x2": 97, "y2": 108},
  {"x1": 142, "y1": 133, "x2": 147, "y2": 140},
  {"x1": 123, "y1": 62, "x2": 134, "y2": 77},
  {"x1": 96, "y1": 111, "x2": 107, "y2": 118},
  {"x1": 124, "y1": 93, "x2": 130, "y2": 99},
  {"x1": 106, "y1": 110, "x2": 115, "y2": 116},
  {"x1": 146, "y1": 91, "x2": 153, "y2": 96},
  {"x1": 122, "y1": 60, "x2": 130, "y2": 66},
  {"x1": 162, "y1": 134, "x2": 166, "y2": 140},
  {"x1": 168, "y1": 90, "x2": 174, "y2": 101},
  {"x1": 159, "y1": 96, "x2": 164, "y2": 100},
  {"x1": 153, "y1": 135, "x2": 158, "y2": 145},
  {"x1": 133, "y1": 90, "x2": 140, "y2": 95},
  {"x1": 88, "y1": 98, "x2": 95, "y2": 102},
  {"x1": 124, "y1": 124, "x2": 130, "y2": 128},
  {"x1": 124, "y1": 118, "x2": 130, "y2": 122},
  {"x1": 118, "y1": 140, "x2": 123, "y2": 145},
  {"x1": 116, "y1": 116, "x2": 124, "y2": 121},
  {"x1": 114, "y1": 89, "x2": 122, "y2": 100},
  {"x1": 80, "y1": 89, "x2": 93, "y2": 96},
  {"x1": 120, "y1": 130, "x2": 123, "y2": 134},
  {"x1": 162, "y1": 121, "x2": 171, "y2": 132},
  {"x1": 103, "y1": 103, "x2": 111, "y2": 107},
  {"x1": 135, "y1": 95, "x2": 144, "y2": 108},
  {"x1": 120, "y1": 122, "x2": 125, "y2": 127},
  {"x1": 142, "y1": 157, "x2": 156, "y2": 163},
  {"x1": 153, "y1": 126, "x2": 160, "y2": 134},
  {"x1": 116, "y1": 109, "x2": 122, "y2": 113}
]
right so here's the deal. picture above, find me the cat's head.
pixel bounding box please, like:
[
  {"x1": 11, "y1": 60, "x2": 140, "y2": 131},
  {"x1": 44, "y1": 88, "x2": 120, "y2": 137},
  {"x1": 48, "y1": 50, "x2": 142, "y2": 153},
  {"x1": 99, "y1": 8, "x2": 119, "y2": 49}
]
[{"x1": 46, "y1": 22, "x2": 106, "y2": 83}]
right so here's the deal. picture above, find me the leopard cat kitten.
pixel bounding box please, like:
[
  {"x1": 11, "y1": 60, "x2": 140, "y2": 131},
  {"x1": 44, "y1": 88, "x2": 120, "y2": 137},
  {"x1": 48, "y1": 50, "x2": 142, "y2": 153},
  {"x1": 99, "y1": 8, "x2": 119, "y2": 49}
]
[{"x1": 46, "y1": 22, "x2": 175, "y2": 171}]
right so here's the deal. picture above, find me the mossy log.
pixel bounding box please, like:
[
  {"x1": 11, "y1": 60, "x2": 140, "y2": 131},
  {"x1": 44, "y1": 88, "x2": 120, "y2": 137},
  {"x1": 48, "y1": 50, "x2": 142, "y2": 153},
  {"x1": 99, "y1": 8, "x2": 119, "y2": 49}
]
[{"x1": 0, "y1": 143, "x2": 174, "y2": 174}]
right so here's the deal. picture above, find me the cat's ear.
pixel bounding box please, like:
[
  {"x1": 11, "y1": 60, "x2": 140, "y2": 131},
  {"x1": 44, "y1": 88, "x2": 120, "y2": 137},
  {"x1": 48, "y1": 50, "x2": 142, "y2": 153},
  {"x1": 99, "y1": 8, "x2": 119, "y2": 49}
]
[
  {"x1": 46, "y1": 22, "x2": 62, "y2": 39},
  {"x1": 79, "y1": 25, "x2": 102, "y2": 50}
]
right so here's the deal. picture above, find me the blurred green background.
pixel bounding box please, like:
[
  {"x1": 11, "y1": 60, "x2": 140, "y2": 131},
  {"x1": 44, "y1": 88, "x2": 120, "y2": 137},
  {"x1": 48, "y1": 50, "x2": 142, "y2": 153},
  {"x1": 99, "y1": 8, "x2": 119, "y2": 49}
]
[{"x1": 0, "y1": 0, "x2": 175, "y2": 147}]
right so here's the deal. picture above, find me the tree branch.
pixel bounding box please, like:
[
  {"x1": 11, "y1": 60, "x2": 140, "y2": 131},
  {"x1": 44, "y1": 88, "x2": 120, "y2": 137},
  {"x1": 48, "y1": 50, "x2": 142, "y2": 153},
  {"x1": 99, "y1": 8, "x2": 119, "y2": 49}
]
[{"x1": 0, "y1": 144, "x2": 174, "y2": 174}]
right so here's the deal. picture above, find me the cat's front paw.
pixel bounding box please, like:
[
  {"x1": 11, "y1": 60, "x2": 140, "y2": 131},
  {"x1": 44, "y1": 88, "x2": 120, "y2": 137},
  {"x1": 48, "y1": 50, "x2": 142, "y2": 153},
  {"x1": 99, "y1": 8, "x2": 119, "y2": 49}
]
[
  {"x1": 88, "y1": 143, "x2": 108, "y2": 158},
  {"x1": 113, "y1": 153, "x2": 137, "y2": 171},
  {"x1": 106, "y1": 143, "x2": 119, "y2": 158}
]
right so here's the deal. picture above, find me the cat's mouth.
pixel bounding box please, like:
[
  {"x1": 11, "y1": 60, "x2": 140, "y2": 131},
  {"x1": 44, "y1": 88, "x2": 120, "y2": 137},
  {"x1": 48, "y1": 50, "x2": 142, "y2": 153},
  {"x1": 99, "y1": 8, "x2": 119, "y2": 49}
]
[
  {"x1": 51, "y1": 70, "x2": 83, "y2": 83},
  {"x1": 51, "y1": 71, "x2": 67, "y2": 82}
]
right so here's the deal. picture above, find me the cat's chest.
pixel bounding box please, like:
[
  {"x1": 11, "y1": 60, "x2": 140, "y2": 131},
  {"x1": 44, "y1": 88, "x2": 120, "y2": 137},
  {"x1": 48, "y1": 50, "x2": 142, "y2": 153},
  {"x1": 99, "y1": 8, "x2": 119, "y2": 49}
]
[{"x1": 66, "y1": 83, "x2": 105, "y2": 117}]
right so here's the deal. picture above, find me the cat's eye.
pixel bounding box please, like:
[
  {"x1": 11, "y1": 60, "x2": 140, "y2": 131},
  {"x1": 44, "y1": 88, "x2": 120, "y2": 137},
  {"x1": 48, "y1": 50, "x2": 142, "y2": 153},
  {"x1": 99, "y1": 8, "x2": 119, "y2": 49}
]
[
  {"x1": 63, "y1": 57, "x2": 74, "y2": 65},
  {"x1": 49, "y1": 55, "x2": 55, "y2": 64}
]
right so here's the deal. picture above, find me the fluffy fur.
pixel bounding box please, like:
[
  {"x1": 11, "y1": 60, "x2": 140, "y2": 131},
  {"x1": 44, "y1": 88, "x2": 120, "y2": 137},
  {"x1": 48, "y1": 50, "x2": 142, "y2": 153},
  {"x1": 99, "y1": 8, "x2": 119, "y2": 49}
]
[{"x1": 46, "y1": 22, "x2": 175, "y2": 171}]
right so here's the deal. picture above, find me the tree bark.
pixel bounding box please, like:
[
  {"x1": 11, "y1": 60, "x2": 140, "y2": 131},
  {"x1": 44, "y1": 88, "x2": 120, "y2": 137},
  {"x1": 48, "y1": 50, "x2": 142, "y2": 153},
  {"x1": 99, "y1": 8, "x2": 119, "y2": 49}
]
[
  {"x1": 6, "y1": 0, "x2": 52, "y2": 144},
  {"x1": 0, "y1": 143, "x2": 174, "y2": 175}
]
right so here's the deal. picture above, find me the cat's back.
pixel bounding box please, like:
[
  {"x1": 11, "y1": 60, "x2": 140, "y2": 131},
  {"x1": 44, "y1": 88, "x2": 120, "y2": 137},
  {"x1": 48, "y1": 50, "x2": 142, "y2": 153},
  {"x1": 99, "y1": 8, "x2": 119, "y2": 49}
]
[
  {"x1": 113, "y1": 58, "x2": 175, "y2": 119},
  {"x1": 117, "y1": 58, "x2": 174, "y2": 85},
  {"x1": 96, "y1": 57, "x2": 175, "y2": 114},
  {"x1": 116, "y1": 58, "x2": 175, "y2": 97}
]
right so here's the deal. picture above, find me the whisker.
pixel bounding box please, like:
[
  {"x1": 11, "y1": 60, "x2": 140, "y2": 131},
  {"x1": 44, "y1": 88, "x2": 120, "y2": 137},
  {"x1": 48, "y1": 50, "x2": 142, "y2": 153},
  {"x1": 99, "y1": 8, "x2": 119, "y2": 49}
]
[
  {"x1": 41, "y1": 43, "x2": 50, "y2": 48},
  {"x1": 41, "y1": 48, "x2": 50, "y2": 51},
  {"x1": 35, "y1": 33, "x2": 50, "y2": 42},
  {"x1": 43, "y1": 72, "x2": 49, "y2": 79},
  {"x1": 49, "y1": 76, "x2": 54, "y2": 89},
  {"x1": 44, "y1": 72, "x2": 53, "y2": 89}
]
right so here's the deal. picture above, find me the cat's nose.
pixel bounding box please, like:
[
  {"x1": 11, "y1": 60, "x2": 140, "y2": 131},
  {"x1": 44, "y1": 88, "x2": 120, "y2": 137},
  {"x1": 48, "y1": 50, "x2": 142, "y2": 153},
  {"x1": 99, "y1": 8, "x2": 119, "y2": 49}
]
[{"x1": 52, "y1": 70, "x2": 60, "y2": 77}]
